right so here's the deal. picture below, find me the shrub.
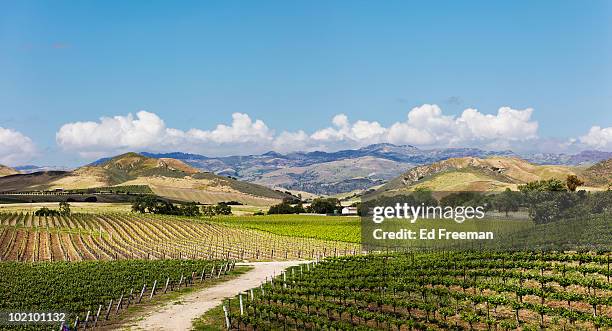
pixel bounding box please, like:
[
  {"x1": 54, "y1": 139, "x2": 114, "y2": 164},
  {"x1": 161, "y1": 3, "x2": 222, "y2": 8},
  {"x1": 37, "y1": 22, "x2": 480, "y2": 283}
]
[{"x1": 34, "y1": 207, "x2": 60, "y2": 216}]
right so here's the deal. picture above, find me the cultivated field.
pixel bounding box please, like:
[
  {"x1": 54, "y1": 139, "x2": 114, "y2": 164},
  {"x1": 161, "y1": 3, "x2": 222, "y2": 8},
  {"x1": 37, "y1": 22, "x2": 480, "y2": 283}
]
[
  {"x1": 0, "y1": 259, "x2": 240, "y2": 330},
  {"x1": 212, "y1": 214, "x2": 361, "y2": 243},
  {"x1": 222, "y1": 252, "x2": 612, "y2": 330},
  {"x1": 0, "y1": 202, "x2": 133, "y2": 214},
  {"x1": 0, "y1": 213, "x2": 361, "y2": 262}
]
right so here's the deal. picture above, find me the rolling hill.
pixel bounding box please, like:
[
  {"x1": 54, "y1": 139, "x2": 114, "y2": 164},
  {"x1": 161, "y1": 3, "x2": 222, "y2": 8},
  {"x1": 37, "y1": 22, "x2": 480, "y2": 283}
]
[
  {"x1": 0, "y1": 153, "x2": 289, "y2": 206},
  {"x1": 140, "y1": 144, "x2": 519, "y2": 195},
  {"x1": 0, "y1": 165, "x2": 20, "y2": 177},
  {"x1": 580, "y1": 158, "x2": 612, "y2": 187},
  {"x1": 140, "y1": 144, "x2": 612, "y2": 195},
  {"x1": 375, "y1": 156, "x2": 611, "y2": 195}
]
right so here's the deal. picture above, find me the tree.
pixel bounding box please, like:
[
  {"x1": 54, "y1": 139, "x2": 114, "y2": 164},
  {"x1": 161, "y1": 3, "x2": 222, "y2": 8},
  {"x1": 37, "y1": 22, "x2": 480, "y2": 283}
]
[
  {"x1": 178, "y1": 201, "x2": 201, "y2": 216},
  {"x1": 59, "y1": 201, "x2": 71, "y2": 216},
  {"x1": 440, "y1": 192, "x2": 485, "y2": 207},
  {"x1": 412, "y1": 187, "x2": 438, "y2": 207},
  {"x1": 518, "y1": 179, "x2": 566, "y2": 192},
  {"x1": 293, "y1": 202, "x2": 306, "y2": 213},
  {"x1": 214, "y1": 203, "x2": 232, "y2": 215},
  {"x1": 132, "y1": 196, "x2": 202, "y2": 216},
  {"x1": 268, "y1": 202, "x2": 298, "y2": 214},
  {"x1": 519, "y1": 179, "x2": 575, "y2": 224},
  {"x1": 492, "y1": 188, "x2": 520, "y2": 216},
  {"x1": 566, "y1": 175, "x2": 584, "y2": 192},
  {"x1": 307, "y1": 198, "x2": 340, "y2": 214},
  {"x1": 131, "y1": 195, "x2": 158, "y2": 213},
  {"x1": 35, "y1": 207, "x2": 60, "y2": 216},
  {"x1": 201, "y1": 205, "x2": 216, "y2": 218}
]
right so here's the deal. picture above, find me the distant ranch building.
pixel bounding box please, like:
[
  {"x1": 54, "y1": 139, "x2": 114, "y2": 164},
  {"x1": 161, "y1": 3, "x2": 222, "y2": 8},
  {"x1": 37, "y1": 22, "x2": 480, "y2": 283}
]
[{"x1": 341, "y1": 207, "x2": 358, "y2": 215}]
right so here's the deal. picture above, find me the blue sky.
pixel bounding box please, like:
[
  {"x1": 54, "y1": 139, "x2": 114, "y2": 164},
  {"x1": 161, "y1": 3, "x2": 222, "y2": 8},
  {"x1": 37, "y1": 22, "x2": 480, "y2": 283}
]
[{"x1": 0, "y1": 1, "x2": 611, "y2": 166}]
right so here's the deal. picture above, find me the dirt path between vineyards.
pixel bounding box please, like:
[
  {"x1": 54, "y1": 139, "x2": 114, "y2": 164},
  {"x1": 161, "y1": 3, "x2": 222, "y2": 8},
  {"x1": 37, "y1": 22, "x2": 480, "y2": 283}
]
[{"x1": 127, "y1": 261, "x2": 304, "y2": 331}]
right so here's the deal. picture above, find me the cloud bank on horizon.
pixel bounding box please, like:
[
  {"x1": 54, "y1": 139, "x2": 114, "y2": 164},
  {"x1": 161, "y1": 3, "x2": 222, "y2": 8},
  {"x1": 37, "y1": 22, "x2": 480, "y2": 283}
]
[
  {"x1": 53, "y1": 104, "x2": 611, "y2": 160},
  {"x1": 0, "y1": 104, "x2": 611, "y2": 165},
  {"x1": 0, "y1": 127, "x2": 37, "y2": 165}
]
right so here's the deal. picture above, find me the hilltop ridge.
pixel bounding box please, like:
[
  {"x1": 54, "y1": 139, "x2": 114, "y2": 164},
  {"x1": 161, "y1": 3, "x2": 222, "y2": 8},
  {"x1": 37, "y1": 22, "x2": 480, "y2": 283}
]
[
  {"x1": 139, "y1": 144, "x2": 611, "y2": 195},
  {"x1": 376, "y1": 156, "x2": 609, "y2": 194},
  {"x1": 0, "y1": 153, "x2": 289, "y2": 205}
]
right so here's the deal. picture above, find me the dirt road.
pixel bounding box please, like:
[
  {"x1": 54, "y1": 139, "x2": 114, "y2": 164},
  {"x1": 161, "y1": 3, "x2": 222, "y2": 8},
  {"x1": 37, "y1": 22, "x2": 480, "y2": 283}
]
[{"x1": 128, "y1": 261, "x2": 304, "y2": 331}]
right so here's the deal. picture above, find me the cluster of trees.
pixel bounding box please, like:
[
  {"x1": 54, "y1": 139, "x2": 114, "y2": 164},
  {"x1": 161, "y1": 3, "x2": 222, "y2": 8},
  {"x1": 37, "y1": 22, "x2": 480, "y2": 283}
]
[
  {"x1": 201, "y1": 203, "x2": 232, "y2": 218},
  {"x1": 267, "y1": 197, "x2": 341, "y2": 215},
  {"x1": 131, "y1": 196, "x2": 232, "y2": 217},
  {"x1": 308, "y1": 198, "x2": 341, "y2": 214},
  {"x1": 131, "y1": 196, "x2": 201, "y2": 216},
  {"x1": 268, "y1": 200, "x2": 305, "y2": 214},
  {"x1": 220, "y1": 200, "x2": 243, "y2": 205},
  {"x1": 35, "y1": 202, "x2": 71, "y2": 216},
  {"x1": 35, "y1": 207, "x2": 60, "y2": 216},
  {"x1": 362, "y1": 176, "x2": 610, "y2": 224},
  {"x1": 516, "y1": 178, "x2": 610, "y2": 224}
]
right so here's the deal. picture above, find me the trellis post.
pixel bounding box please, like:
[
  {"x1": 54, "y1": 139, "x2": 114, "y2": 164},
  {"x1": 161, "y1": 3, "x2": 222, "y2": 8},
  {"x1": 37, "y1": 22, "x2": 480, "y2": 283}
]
[
  {"x1": 150, "y1": 279, "x2": 157, "y2": 299},
  {"x1": 223, "y1": 305, "x2": 230, "y2": 330},
  {"x1": 164, "y1": 277, "x2": 170, "y2": 293},
  {"x1": 83, "y1": 310, "x2": 90, "y2": 329},
  {"x1": 138, "y1": 283, "x2": 146, "y2": 303},
  {"x1": 115, "y1": 293, "x2": 123, "y2": 313},
  {"x1": 93, "y1": 304, "x2": 102, "y2": 327},
  {"x1": 105, "y1": 299, "x2": 113, "y2": 320}
]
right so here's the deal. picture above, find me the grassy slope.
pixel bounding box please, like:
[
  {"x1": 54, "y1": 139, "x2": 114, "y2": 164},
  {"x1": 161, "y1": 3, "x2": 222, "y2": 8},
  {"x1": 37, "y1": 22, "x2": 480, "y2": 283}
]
[
  {"x1": 0, "y1": 153, "x2": 288, "y2": 205},
  {"x1": 0, "y1": 165, "x2": 19, "y2": 177},
  {"x1": 375, "y1": 156, "x2": 598, "y2": 196},
  {"x1": 580, "y1": 159, "x2": 612, "y2": 187},
  {"x1": 0, "y1": 171, "x2": 69, "y2": 192}
]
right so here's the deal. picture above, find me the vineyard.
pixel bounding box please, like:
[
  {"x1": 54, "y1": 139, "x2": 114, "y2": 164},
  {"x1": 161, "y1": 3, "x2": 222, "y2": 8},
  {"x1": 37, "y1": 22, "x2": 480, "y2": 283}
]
[
  {"x1": 0, "y1": 259, "x2": 236, "y2": 330},
  {"x1": 213, "y1": 214, "x2": 361, "y2": 243},
  {"x1": 222, "y1": 252, "x2": 611, "y2": 330},
  {"x1": 0, "y1": 212, "x2": 360, "y2": 262}
]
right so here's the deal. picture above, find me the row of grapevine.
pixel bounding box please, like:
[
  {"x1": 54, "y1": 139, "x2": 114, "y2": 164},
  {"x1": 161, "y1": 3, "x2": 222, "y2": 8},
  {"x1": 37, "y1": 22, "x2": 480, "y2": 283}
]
[
  {"x1": 0, "y1": 259, "x2": 234, "y2": 330},
  {"x1": 224, "y1": 251, "x2": 611, "y2": 330},
  {"x1": 0, "y1": 212, "x2": 361, "y2": 262}
]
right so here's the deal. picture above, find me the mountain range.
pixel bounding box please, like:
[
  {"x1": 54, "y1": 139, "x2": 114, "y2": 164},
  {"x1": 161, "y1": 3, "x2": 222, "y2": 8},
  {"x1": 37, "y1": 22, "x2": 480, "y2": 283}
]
[
  {"x1": 138, "y1": 144, "x2": 612, "y2": 195},
  {"x1": 5, "y1": 144, "x2": 611, "y2": 197}
]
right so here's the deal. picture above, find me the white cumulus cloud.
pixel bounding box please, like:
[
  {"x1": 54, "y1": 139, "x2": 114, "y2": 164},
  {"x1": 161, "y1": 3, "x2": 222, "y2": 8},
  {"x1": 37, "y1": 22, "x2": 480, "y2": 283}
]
[
  {"x1": 56, "y1": 111, "x2": 276, "y2": 157},
  {"x1": 578, "y1": 126, "x2": 612, "y2": 150},
  {"x1": 56, "y1": 111, "x2": 167, "y2": 152},
  {"x1": 0, "y1": 127, "x2": 37, "y2": 165},
  {"x1": 56, "y1": 105, "x2": 544, "y2": 159}
]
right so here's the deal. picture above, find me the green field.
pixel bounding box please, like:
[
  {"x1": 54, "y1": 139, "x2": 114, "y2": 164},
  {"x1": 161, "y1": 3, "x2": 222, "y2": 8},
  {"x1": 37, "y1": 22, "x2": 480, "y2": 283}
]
[
  {"x1": 209, "y1": 214, "x2": 361, "y2": 243},
  {"x1": 217, "y1": 252, "x2": 612, "y2": 330},
  {"x1": 0, "y1": 259, "x2": 235, "y2": 330}
]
